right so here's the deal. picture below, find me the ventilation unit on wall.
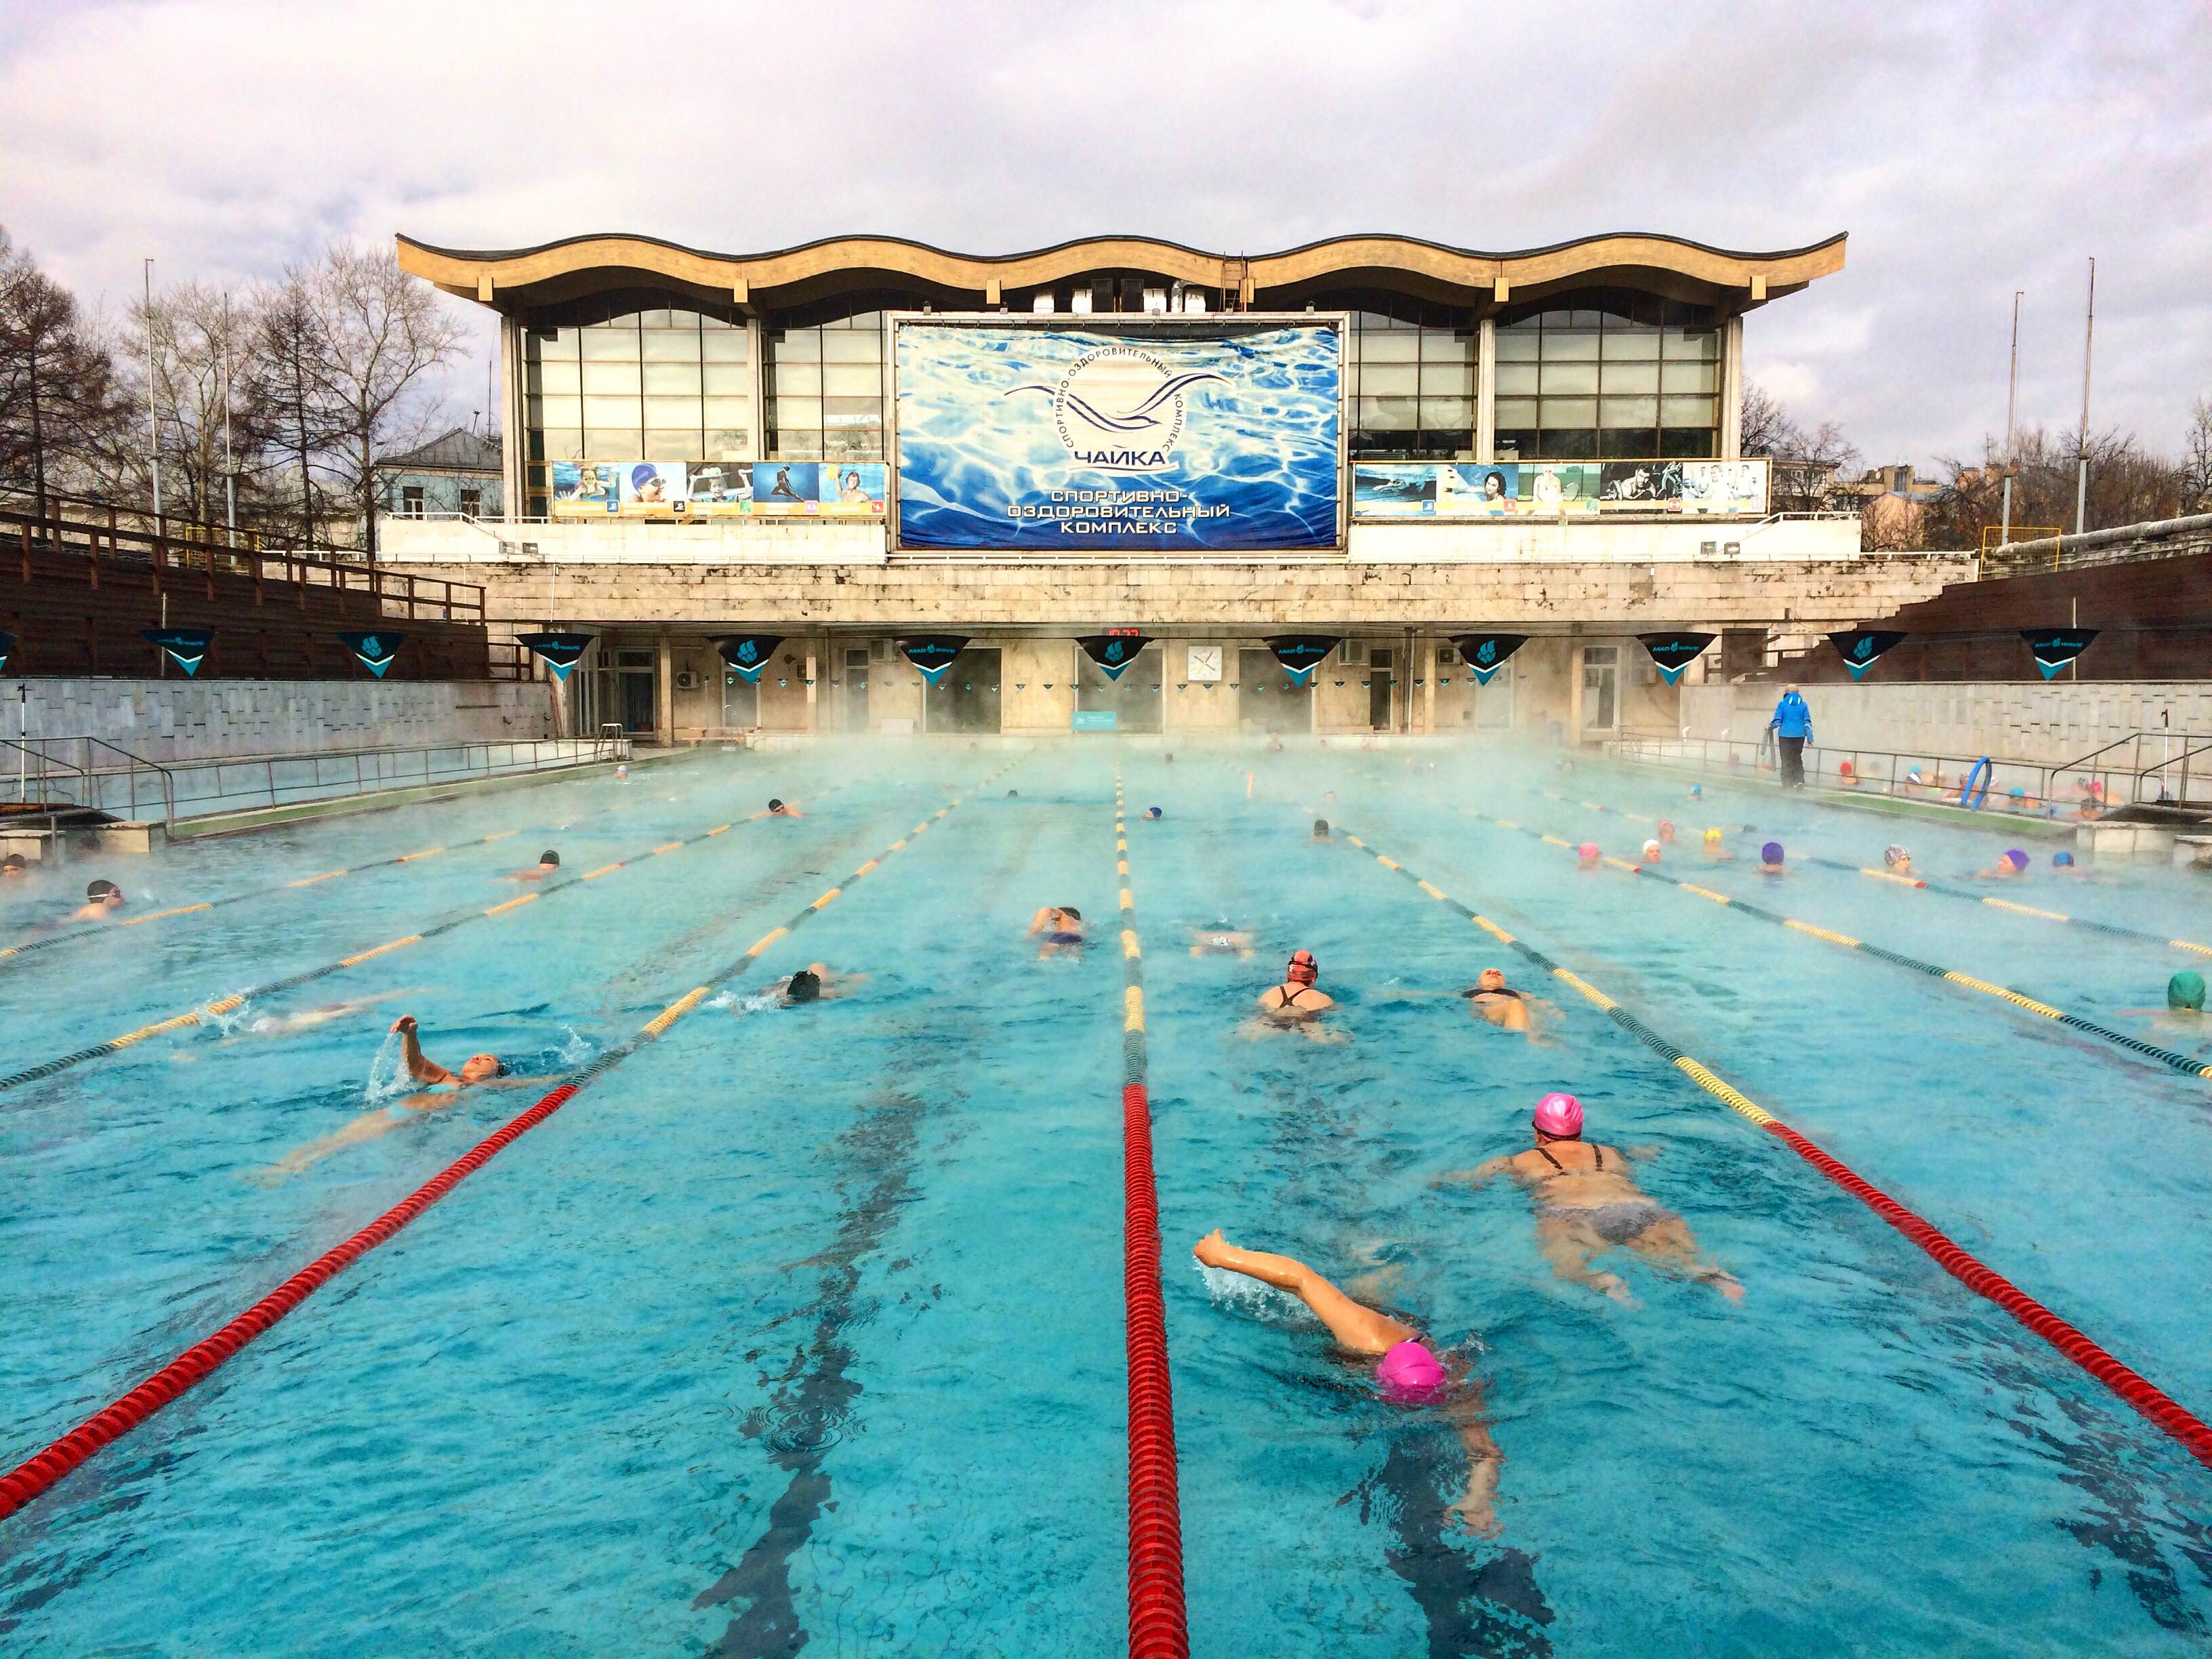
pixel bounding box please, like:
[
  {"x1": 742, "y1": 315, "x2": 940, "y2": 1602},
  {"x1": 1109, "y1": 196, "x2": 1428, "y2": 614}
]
[
  {"x1": 1339, "y1": 642, "x2": 1370, "y2": 666},
  {"x1": 674, "y1": 670, "x2": 703, "y2": 691}
]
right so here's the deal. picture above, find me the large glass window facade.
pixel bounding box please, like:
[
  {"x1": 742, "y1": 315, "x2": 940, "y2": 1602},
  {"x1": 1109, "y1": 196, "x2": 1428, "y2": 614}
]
[
  {"x1": 524, "y1": 305, "x2": 751, "y2": 514},
  {"x1": 1492, "y1": 296, "x2": 1719, "y2": 460},
  {"x1": 1328, "y1": 299, "x2": 1477, "y2": 461},
  {"x1": 765, "y1": 310, "x2": 887, "y2": 462}
]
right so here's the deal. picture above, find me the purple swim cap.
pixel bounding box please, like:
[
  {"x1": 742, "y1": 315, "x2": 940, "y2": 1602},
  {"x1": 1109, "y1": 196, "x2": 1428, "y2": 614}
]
[
  {"x1": 1761, "y1": 841, "x2": 1784, "y2": 864},
  {"x1": 2004, "y1": 848, "x2": 2028, "y2": 869},
  {"x1": 1375, "y1": 1339, "x2": 1447, "y2": 1405}
]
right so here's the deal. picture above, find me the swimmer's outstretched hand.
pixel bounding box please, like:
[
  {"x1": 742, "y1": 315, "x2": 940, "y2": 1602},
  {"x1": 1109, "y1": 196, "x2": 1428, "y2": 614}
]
[
  {"x1": 390, "y1": 1015, "x2": 417, "y2": 1034},
  {"x1": 1193, "y1": 1229, "x2": 1236, "y2": 1269}
]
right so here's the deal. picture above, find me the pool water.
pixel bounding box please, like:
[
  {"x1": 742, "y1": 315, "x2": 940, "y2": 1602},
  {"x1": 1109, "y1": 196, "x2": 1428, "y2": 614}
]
[{"x1": 3, "y1": 742, "x2": 2209, "y2": 1656}]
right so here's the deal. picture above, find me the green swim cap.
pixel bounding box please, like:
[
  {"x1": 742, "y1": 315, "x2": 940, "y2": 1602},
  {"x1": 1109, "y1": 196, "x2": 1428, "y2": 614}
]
[{"x1": 2169, "y1": 971, "x2": 2206, "y2": 1011}]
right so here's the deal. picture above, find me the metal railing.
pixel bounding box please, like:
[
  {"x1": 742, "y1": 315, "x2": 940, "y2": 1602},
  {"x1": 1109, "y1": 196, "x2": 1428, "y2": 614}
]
[
  {"x1": 1976, "y1": 512, "x2": 2212, "y2": 579},
  {"x1": 2, "y1": 735, "x2": 178, "y2": 822},
  {"x1": 1609, "y1": 731, "x2": 2196, "y2": 815},
  {"x1": 3, "y1": 736, "x2": 621, "y2": 825}
]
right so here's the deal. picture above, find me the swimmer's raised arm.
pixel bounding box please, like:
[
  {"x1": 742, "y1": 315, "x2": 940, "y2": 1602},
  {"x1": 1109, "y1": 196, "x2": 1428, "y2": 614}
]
[
  {"x1": 1432, "y1": 1155, "x2": 1516, "y2": 1188},
  {"x1": 390, "y1": 1015, "x2": 455, "y2": 1085}
]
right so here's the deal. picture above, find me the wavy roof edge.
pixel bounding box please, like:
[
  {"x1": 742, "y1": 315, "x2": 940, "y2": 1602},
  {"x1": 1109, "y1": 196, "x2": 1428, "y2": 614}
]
[{"x1": 396, "y1": 228, "x2": 1847, "y2": 266}]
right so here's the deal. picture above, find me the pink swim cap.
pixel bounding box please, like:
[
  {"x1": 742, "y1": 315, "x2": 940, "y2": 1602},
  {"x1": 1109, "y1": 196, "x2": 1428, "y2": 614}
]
[
  {"x1": 1533, "y1": 1090, "x2": 1583, "y2": 1138},
  {"x1": 1577, "y1": 841, "x2": 1599, "y2": 861},
  {"x1": 1375, "y1": 1338, "x2": 1447, "y2": 1405}
]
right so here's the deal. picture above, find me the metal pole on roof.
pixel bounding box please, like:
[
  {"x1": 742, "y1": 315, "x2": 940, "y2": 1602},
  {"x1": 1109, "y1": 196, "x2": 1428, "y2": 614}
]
[
  {"x1": 222, "y1": 292, "x2": 237, "y2": 546},
  {"x1": 2073, "y1": 258, "x2": 2095, "y2": 536},
  {"x1": 1999, "y1": 289, "x2": 2022, "y2": 545}
]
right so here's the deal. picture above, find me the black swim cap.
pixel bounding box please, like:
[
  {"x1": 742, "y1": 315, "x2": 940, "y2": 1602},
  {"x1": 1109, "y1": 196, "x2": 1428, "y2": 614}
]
[
  {"x1": 1313, "y1": 819, "x2": 1329, "y2": 836},
  {"x1": 539, "y1": 849, "x2": 560, "y2": 866},
  {"x1": 785, "y1": 969, "x2": 822, "y2": 1004},
  {"x1": 87, "y1": 879, "x2": 120, "y2": 900},
  {"x1": 768, "y1": 798, "x2": 784, "y2": 811},
  {"x1": 1, "y1": 853, "x2": 24, "y2": 869},
  {"x1": 1061, "y1": 905, "x2": 1081, "y2": 922}
]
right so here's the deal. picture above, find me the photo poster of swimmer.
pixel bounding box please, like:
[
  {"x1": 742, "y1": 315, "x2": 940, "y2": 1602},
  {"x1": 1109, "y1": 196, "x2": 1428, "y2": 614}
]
[{"x1": 1351, "y1": 457, "x2": 1765, "y2": 518}]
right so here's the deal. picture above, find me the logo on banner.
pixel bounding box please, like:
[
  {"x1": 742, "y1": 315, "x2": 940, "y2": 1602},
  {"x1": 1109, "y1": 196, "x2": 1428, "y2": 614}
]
[
  {"x1": 714, "y1": 635, "x2": 786, "y2": 685},
  {"x1": 1637, "y1": 632, "x2": 1716, "y2": 687},
  {"x1": 1010, "y1": 345, "x2": 1225, "y2": 472},
  {"x1": 144, "y1": 628, "x2": 214, "y2": 676},
  {"x1": 518, "y1": 632, "x2": 593, "y2": 682},
  {"x1": 1826, "y1": 629, "x2": 1906, "y2": 682},
  {"x1": 1451, "y1": 634, "x2": 1530, "y2": 687},
  {"x1": 2022, "y1": 629, "x2": 2098, "y2": 680},
  {"x1": 0, "y1": 629, "x2": 14, "y2": 675},
  {"x1": 1266, "y1": 636, "x2": 1341, "y2": 685},
  {"x1": 899, "y1": 636, "x2": 970, "y2": 687},
  {"x1": 339, "y1": 632, "x2": 403, "y2": 678},
  {"x1": 1078, "y1": 633, "x2": 1151, "y2": 682}
]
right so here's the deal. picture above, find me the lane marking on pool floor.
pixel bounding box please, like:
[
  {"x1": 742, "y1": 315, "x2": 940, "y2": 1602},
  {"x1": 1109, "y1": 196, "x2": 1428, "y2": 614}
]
[
  {"x1": 1298, "y1": 797, "x2": 2212, "y2": 1473},
  {"x1": 0, "y1": 787, "x2": 863, "y2": 1097},
  {"x1": 1537, "y1": 782, "x2": 2212, "y2": 958},
  {"x1": 0, "y1": 764, "x2": 1019, "y2": 1525},
  {"x1": 1112, "y1": 771, "x2": 1191, "y2": 1659},
  {"x1": 1452, "y1": 802, "x2": 2212, "y2": 1082},
  {"x1": 0, "y1": 772, "x2": 708, "y2": 966}
]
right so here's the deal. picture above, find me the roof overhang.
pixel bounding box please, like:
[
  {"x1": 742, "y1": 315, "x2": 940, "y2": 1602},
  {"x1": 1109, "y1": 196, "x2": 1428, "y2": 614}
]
[{"x1": 395, "y1": 230, "x2": 1845, "y2": 319}]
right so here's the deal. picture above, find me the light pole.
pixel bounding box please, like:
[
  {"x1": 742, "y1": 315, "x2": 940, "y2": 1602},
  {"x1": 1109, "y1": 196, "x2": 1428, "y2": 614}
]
[
  {"x1": 2074, "y1": 257, "x2": 2095, "y2": 537},
  {"x1": 1999, "y1": 289, "x2": 2022, "y2": 545},
  {"x1": 142, "y1": 257, "x2": 161, "y2": 518},
  {"x1": 221, "y1": 293, "x2": 237, "y2": 546}
]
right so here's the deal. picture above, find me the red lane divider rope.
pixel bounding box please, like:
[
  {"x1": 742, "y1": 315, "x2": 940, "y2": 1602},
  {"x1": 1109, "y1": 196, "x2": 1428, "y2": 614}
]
[
  {"x1": 1114, "y1": 774, "x2": 1189, "y2": 1659},
  {"x1": 1758, "y1": 1116, "x2": 2212, "y2": 1466},
  {"x1": 0, "y1": 1082, "x2": 581, "y2": 1521}
]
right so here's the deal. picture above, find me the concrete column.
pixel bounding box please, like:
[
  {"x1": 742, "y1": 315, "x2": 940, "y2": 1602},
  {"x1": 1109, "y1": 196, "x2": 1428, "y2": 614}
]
[
  {"x1": 655, "y1": 634, "x2": 674, "y2": 742},
  {"x1": 499, "y1": 315, "x2": 526, "y2": 520},
  {"x1": 1568, "y1": 642, "x2": 1585, "y2": 739},
  {"x1": 804, "y1": 647, "x2": 819, "y2": 731},
  {"x1": 1420, "y1": 636, "x2": 1437, "y2": 733},
  {"x1": 1475, "y1": 316, "x2": 1497, "y2": 462},
  {"x1": 1720, "y1": 315, "x2": 1745, "y2": 459}
]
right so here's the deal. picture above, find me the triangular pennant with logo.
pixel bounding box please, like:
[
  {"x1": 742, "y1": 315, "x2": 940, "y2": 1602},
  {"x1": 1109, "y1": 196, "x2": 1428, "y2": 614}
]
[
  {"x1": 714, "y1": 635, "x2": 785, "y2": 684},
  {"x1": 1824, "y1": 629, "x2": 1906, "y2": 682},
  {"x1": 518, "y1": 631, "x2": 593, "y2": 683},
  {"x1": 1451, "y1": 634, "x2": 1530, "y2": 689},
  {"x1": 1078, "y1": 633, "x2": 1151, "y2": 681},
  {"x1": 1265, "y1": 636, "x2": 1340, "y2": 687},
  {"x1": 0, "y1": 629, "x2": 15, "y2": 675},
  {"x1": 899, "y1": 636, "x2": 969, "y2": 687},
  {"x1": 338, "y1": 631, "x2": 403, "y2": 678},
  {"x1": 2020, "y1": 628, "x2": 2098, "y2": 680},
  {"x1": 143, "y1": 628, "x2": 214, "y2": 677},
  {"x1": 1636, "y1": 632, "x2": 1717, "y2": 687}
]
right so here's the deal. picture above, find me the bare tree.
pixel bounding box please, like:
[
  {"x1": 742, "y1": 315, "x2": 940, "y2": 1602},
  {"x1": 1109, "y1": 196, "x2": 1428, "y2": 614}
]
[
  {"x1": 1740, "y1": 379, "x2": 1859, "y2": 510},
  {"x1": 243, "y1": 272, "x2": 338, "y2": 546},
  {"x1": 1925, "y1": 424, "x2": 2189, "y2": 547},
  {"x1": 2183, "y1": 397, "x2": 2212, "y2": 514},
  {"x1": 298, "y1": 243, "x2": 462, "y2": 559},
  {"x1": 0, "y1": 227, "x2": 129, "y2": 519},
  {"x1": 111, "y1": 281, "x2": 274, "y2": 535}
]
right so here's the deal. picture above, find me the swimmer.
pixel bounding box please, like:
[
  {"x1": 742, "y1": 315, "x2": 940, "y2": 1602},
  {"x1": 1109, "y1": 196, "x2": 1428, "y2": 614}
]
[
  {"x1": 1146, "y1": 806, "x2": 1163, "y2": 820},
  {"x1": 1701, "y1": 827, "x2": 1734, "y2": 862},
  {"x1": 1244, "y1": 948, "x2": 1341, "y2": 1042},
  {"x1": 63, "y1": 880, "x2": 126, "y2": 926},
  {"x1": 1883, "y1": 844, "x2": 1912, "y2": 875},
  {"x1": 1006, "y1": 789, "x2": 1019, "y2": 797},
  {"x1": 1, "y1": 853, "x2": 26, "y2": 880},
  {"x1": 506, "y1": 849, "x2": 560, "y2": 882},
  {"x1": 255, "y1": 1014, "x2": 542, "y2": 1181},
  {"x1": 1837, "y1": 760, "x2": 1858, "y2": 789},
  {"x1": 1190, "y1": 919, "x2": 1255, "y2": 959},
  {"x1": 1312, "y1": 819, "x2": 1330, "y2": 841},
  {"x1": 1029, "y1": 903, "x2": 1086, "y2": 958},
  {"x1": 1576, "y1": 841, "x2": 1601, "y2": 871},
  {"x1": 1639, "y1": 838, "x2": 1663, "y2": 866},
  {"x1": 1759, "y1": 840, "x2": 1785, "y2": 875},
  {"x1": 2051, "y1": 849, "x2": 2083, "y2": 873},
  {"x1": 1437, "y1": 1092, "x2": 1741, "y2": 1305},
  {"x1": 2121, "y1": 970, "x2": 2207, "y2": 1031},
  {"x1": 776, "y1": 963, "x2": 863, "y2": 1005},
  {"x1": 1657, "y1": 819, "x2": 1676, "y2": 844},
  {"x1": 216, "y1": 989, "x2": 411, "y2": 1045},
  {"x1": 1689, "y1": 783, "x2": 1703, "y2": 799},
  {"x1": 1191, "y1": 1229, "x2": 1501, "y2": 1534},
  {"x1": 766, "y1": 798, "x2": 802, "y2": 818},
  {"x1": 1460, "y1": 966, "x2": 1552, "y2": 1039},
  {"x1": 1976, "y1": 848, "x2": 2029, "y2": 879},
  {"x1": 615, "y1": 763, "x2": 629, "y2": 781}
]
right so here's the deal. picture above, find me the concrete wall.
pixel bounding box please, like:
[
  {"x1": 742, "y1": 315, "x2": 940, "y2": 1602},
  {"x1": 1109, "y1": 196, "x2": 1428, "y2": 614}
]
[
  {"x1": 384, "y1": 552, "x2": 1971, "y2": 633},
  {"x1": 377, "y1": 512, "x2": 1868, "y2": 567},
  {"x1": 2, "y1": 676, "x2": 558, "y2": 762},
  {"x1": 1681, "y1": 679, "x2": 2212, "y2": 766}
]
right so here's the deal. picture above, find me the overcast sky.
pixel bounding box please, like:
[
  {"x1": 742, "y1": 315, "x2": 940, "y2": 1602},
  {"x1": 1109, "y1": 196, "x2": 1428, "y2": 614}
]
[{"x1": 3, "y1": 0, "x2": 2207, "y2": 469}]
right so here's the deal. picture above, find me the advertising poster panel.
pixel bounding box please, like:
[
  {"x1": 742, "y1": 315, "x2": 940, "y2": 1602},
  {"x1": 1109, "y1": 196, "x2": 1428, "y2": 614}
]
[
  {"x1": 1351, "y1": 457, "x2": 1765, "y2": 518},
  {"x1": 554, "y1": 459, "x2": 887, "y2": 518},
  {"x1": 895, "y1": 317, "x2": 1343, "y2": 552}
]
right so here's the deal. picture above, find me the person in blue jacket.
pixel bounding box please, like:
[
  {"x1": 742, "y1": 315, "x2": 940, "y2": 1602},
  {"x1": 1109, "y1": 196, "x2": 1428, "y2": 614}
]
[{"x1": 1769, "y1": 684, "x2": 1814, "y2": 788}]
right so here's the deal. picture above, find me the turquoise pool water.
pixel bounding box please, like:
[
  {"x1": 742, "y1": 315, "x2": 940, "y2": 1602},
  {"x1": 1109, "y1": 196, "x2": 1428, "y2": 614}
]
[{"x1": 3, "y1": 742, "x2": 2209, "y2": 1656}]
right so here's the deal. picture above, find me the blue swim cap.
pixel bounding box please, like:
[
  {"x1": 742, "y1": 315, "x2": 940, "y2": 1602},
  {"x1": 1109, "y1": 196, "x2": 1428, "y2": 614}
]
[
  {"x1": 631, "y1": 463, "x2": 657, "y2": 488},
  {"x1": 1761, "y1": 841, "x2": 1784, "y2": 864},
  {"x1": 2053, "y1": 850, "x2": 2076, "y2": 867},
  {"x1": 1690, "y1": 784, "x2": 1703, "y2": 798},
  {"x1": 1146, "y1": 806, "x2": 1162, "y2": 819}
]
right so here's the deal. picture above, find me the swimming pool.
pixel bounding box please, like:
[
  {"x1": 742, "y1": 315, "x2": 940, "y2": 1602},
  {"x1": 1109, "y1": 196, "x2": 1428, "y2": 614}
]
[{"x1": 3, "y1": 741, "x2": 2209, "y2": 1656}]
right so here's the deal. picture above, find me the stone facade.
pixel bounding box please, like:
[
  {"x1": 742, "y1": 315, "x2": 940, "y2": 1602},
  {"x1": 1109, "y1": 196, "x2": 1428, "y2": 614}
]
[{"x1": 1, "y1": 676, "x2": 558, "y2": 763}]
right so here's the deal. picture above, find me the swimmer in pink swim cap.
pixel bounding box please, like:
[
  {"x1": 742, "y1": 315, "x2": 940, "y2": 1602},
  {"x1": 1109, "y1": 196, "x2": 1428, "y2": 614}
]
[
  {"x1": 1436, "y1": 1092, "x2": 1742, "y2": 1305},
  {"x1": 1193, "y1": 1229, "x2": 1502, "y2": 1534},
  {"x1": 1576, "y1": 841, "x2": 1601, "y2": 870}
]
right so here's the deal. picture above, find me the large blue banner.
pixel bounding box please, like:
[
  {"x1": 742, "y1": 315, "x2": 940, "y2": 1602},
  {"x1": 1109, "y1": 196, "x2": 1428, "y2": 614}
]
[{"x1": 894, "y1": 319, "x2": 1342, "y2": 552}]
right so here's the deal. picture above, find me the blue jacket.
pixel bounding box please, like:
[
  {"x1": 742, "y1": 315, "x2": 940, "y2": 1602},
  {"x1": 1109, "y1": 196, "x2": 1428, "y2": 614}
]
[{"x1": 1769, "y1": 690, "x2": 1814, "y2": 741}]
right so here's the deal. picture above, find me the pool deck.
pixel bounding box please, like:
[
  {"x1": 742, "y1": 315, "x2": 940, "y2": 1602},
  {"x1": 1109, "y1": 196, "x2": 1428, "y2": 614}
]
[{"x1": 1606, "y1": 754, "x2": 2082, "y2": 840}]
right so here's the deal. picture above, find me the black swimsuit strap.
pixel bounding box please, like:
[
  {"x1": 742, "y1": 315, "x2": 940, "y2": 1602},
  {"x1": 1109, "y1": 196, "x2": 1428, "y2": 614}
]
[{"x1": 1536, "y1": 1143, "x2": 1601, "y2": 1172}]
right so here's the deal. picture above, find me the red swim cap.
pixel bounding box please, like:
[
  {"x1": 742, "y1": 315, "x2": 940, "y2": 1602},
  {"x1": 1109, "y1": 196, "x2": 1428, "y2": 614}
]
[{"x1": 1286, "y1": 949, "x2": 1318, "y2": 985}]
